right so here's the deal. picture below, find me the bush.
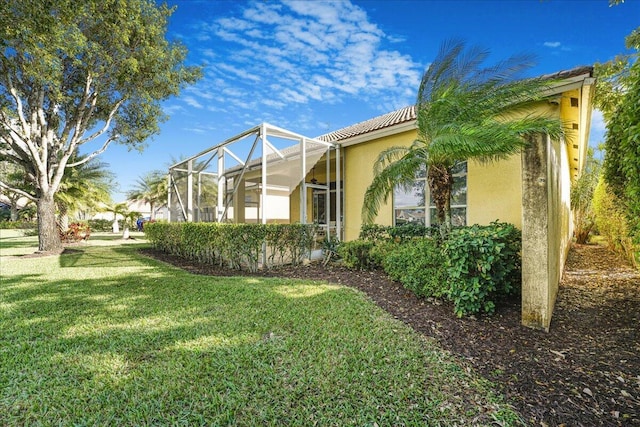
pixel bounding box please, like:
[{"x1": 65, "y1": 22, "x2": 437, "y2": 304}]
[
  {"x1": 337, "y1": 239, "x2": 378, "y2": 270},
  {"x1": 359, "y1": 223, "x2": 436, "y2": 242},
  {"x1": 593, "y1": 177, "x2": 638, "y2": 266},
  {"x1": 359, "y1": 224, "x2": 389, "y2": 241},
  {"x1": 87, "y1": 219, "x2": 114, "y2": 232},
  {"x1": 60, "y1": 222, "x2": 91, "y2": 242},
  {"x1": 444, "y1": 222, "x2": 521, "y2": 317},
  {"x1": 382, "y1": 238, "x2": 447, "y2": 298},
  {"x1": 144, "y1": 222, "x2": 317, "y2": 272},
  {"x1": 0, "y1": 220, "x2": 36, "y2": 230},
  {"x1": 388, "y1": 223, "x2": 437, "y2": 242}
]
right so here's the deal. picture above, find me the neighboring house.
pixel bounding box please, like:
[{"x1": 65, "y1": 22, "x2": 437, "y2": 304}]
[{"x1": 169, "y1": 66, "x2": 595, "y2": 331}]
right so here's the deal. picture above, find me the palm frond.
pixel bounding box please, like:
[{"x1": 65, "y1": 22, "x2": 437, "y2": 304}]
[{"x1": 362, "y1": 153, "x2": 425, "y2": 224}]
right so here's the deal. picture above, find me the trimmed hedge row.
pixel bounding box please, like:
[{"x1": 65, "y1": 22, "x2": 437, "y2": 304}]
[
  {"x1": 0, "y1": 220, "x2": 36, "y2": 229},
  {"x1": 339, "y1": 222, "x2": 521, "y2": 317},
  {"x1": 144, "y1": 222, "x2": 317, "y2": 272}
]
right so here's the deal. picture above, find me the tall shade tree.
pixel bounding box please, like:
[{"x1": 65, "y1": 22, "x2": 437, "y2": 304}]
[
  {"x1": 362, "y1": 40, "x2": 565, "y2": 238},
  {"x1": 126, "y1": 170, "x2": 167, "y2": 220},
  {"x1": 0, "y1": 0, "x2": 201, "y2": 251}
]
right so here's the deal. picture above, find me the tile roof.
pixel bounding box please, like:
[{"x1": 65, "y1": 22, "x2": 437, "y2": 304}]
[
  {"x1": 317, "y1": 105, "x2": 416, "y2": 143},
  {"x1": 316, "y1": 65, "x2": 594, "y2": 144}
]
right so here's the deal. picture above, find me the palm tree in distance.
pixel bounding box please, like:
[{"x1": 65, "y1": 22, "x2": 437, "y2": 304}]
[
  {"x1": 127, "y1": 170, "x2": 167, "y2": 220},
  {"x1": 362, "y1": 40, "x2": 567, "y2": 239},
  {"x1": 56, "y1": 154, "x2": 113, "y2": 231}
]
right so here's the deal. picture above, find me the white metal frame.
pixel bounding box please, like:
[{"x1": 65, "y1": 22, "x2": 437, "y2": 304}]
[{"x1": 168, "y1": 122, "x2": 341, "y2": 239}]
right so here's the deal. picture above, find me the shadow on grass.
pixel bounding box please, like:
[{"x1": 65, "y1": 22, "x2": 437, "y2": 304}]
[{"x1": 1, "y1": 242, "x2": 520, "y2": 426}]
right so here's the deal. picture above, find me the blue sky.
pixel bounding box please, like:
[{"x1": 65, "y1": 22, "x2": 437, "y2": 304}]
[{"x1": 90, "y1": 0, "x2": 639, "y2": 201}]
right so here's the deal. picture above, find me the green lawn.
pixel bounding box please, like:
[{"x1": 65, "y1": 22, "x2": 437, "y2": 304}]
[{"x1": 0, "y1": 233, "x2": 522, "y2": 426}]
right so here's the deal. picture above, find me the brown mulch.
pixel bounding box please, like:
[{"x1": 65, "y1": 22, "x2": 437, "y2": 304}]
[{"x1": 139, "y1": 244, "x2": 640, "y2": 427}]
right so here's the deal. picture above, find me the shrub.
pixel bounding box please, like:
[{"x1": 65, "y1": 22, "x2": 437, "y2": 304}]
[
  {"x1": 444, "y1": 222, "x2": 521, "y2": 317},
  {"x1": 60, "y1": 222, "x2": 91, "y2": 242},
  {"x1": 337, "y1": 239, "x2": 378, "y2": 270},
  {"x1": 382, "y1": 238, "x2": 447, "y2": 298},
  {"x1": 144, "y1": 222, "x2": 317, "y2": 271},
  {"x1": 0, "y1": 220, "x2": 36, "y2": 230},
  {"x1": 359, "y1": 223, "x2": 436, "y2": 242},
  {"x1": 593, "y1": 177, "x2": 638, "y2": 266},
  {"x1": 87, "y1": 219, "x2": 114, "y2": 232},
  {"x1": 388, "y1": 223, "x2": 436, "y2": 242},
  {"x1": 359, "y1": 224, "x2": 390, "y2": 241}
]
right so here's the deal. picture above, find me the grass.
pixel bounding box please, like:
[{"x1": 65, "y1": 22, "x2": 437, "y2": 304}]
[{"x1": 0, "y1": 234, "x2": 522, "y2": 426}]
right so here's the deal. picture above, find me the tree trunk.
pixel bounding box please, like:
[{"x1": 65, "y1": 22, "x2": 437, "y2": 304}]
[
  {"x1": 427, "y1": 164, "x2": 453, "y2": 240},
  {"x1": 58, "y1": 203, "x2": 69, "y2": 232},
  {"x1": 150, "y1": 202, "x2": 155, "y2": 220},
  {"x1": 10, "y1": 200, "x2": 18, "y2": 221},
  {"x1": 37, "y1": 196, "x2": 62, "y2": 252}
]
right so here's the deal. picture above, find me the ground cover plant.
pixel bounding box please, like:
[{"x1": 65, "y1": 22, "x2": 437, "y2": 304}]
[{"x1": 0, "y1": 233, "x2": 521, "y2": 426}]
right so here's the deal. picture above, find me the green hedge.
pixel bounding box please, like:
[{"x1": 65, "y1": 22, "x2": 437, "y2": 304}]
[
  {"x1": 359, "y1": 223, "x2": 437, "y2": 242},
  {"x1": 144, "y1": 222, "x2": 317, "y2": 272},
  {"x1": 87, "y1": 219, "x2": 115, "y2": 232},
  {"x1": 341, "y1": 222, "x2": 522, "y2": 318},
  {"x1": 444, "y1": 222, "x2": 521, "y2": 317},
  {"x1": 383, "y1": 238, "x2": 447, "y2": 298},
  {"x1": 0, "y1": 220, "x2": 36, "y2": 230}
]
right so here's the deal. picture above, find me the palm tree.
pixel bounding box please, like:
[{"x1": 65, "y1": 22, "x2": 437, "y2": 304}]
[
  {"x1": 56, "y1": 155, "x2": 113, "y2": 231},
  {"x1": 102, "y1": 202, "x2": 128, "y2": 233},
  {"x1": 127, "y1": 170, "x2": 167, "y2": 220},
  {"x1": 362, "y1": 40, "x2": 566, "y2": 238}
]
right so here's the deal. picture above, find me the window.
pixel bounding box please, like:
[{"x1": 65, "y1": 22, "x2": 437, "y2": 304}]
[{"x1": 394, "y1": 162, "x2": 467, "y2": 226}]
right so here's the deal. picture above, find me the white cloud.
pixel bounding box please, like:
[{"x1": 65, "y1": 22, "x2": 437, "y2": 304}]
[
  {"x1": 544, "y1": 41, "x2": 561, "y2": 48},
  {"x1": 183, "y1": 96, "x2": 203, "y2": 109},
  {"x1": 186, "y1": 0, "x2": 421, "y2": 123}
]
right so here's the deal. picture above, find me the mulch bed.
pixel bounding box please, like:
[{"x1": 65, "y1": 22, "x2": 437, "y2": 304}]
[{"x1": 139, "y1": 244, "x2": 639, "y2": 427}]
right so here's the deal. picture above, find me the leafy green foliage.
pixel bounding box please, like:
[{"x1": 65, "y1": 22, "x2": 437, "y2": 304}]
[
  {"x1": 0, "y1": 220, "x2": 35, "y2": 229},
  {"x1": 593, "y1": 178, "x2": 637, "y2": 266},
  {"x1": 336, "y1": 239, "x2": 378, "y2": 270},
  {"x1": 382, "y1": 238, "x2": 447, "y2": 298},
  {"x1": 362, "y1": 39, "x2": 565, "y2": 239},
  {"x1": 601, "y1": 27, "x2": 640, "y2": 259},
  {"x1": 144, "y1": 222, "x2": 317, "y2": 272},
  {"x1": 87, "y1": 219, "x2": 113, "y2": 232},
  {"x1": 0, "y1": 0, "x2": 201, "y2": 251},
  {"x1": 359, "y1": 223, "x2": 436, "y2": 242},
  {"x1": 571, "y1": 150, "x2": 601, "y2": 244},
  {"x1": 126, "y1": 170, "x2": 168, "y2": 220},
  {"x1": 348, "y1": 222, "x2": 522, "y2": 317},
  {"x1": 444, "y1": 223, "x2": 521, "y2": 317}
]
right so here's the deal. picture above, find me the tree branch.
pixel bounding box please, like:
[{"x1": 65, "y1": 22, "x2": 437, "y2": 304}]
[
  {"x1": 65, "y1": 135, "x2": 117, "y2": 168},
  {"x1": 6, "y1": 74, "x2": 31, "y2": 142},
  {"x1": 0, "y1": 180, "x2": 36, "y2": 202},
  {"x1": 76, "y1": 98, "x2": 124, "y2": 146}
]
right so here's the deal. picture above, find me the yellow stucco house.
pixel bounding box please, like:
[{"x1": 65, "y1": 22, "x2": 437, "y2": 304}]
[{"x1": 169, "y1": 66, "x2": 595, "y2": 331}]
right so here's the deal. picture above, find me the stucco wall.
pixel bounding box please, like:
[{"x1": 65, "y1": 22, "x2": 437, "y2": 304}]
[
  {"x1": 342, "y1": 130, "x2": 415, "y2": 241},
  {"x1": 467, "y1": 156, "x2": 523, "y2": 228}
]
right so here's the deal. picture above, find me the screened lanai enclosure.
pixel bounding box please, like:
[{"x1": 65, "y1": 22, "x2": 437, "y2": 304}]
[{"x1": 168, "y1": 123, "x2": 343, "y2": 239}]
